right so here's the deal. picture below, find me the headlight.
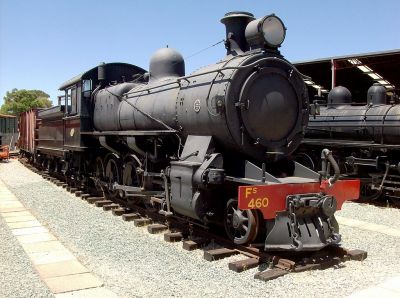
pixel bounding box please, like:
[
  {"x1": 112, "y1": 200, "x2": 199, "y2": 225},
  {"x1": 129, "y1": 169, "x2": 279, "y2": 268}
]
[
  {"x1": 261, "y1": 15, "x2": 286, "y2": 47},
  {"x1": 245, "y1": 14, "x2": 286, "y2": 49}
]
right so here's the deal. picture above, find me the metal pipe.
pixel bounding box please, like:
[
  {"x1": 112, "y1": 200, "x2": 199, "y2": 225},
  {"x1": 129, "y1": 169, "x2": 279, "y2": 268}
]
[
  {"x1": 321, "y1": 148, "x2": 340, "y2": 186},
  {"x1": 261, "y1": 162, "x2": 266, "y2": 183},
  {"x1": 126, "y1": 137, "x2": 156, "y2": 160},
  {"x1": 373, "y1": 162, "x2": 389, "y2": 191},
  {"x1": 310, "y1": 124, "x2": 400, "y2": 128},
  {"x1": 160, "y1": 171, "x2": 172, "y2": 216},
  {"x1": 99, "y1": 136, "x2": 120, "y2": 157},
  {"x1": 331, "y1": 59, "x2": 336, "y2": 89}
]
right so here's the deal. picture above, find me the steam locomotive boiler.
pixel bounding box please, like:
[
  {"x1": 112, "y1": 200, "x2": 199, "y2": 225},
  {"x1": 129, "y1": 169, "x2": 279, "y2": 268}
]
[
  {"x1": 23, "y1": 11, "x2": 359, "y2": 252},
  {"x1": 299, "y1": 84, "x2": 400, "y2": 204}
]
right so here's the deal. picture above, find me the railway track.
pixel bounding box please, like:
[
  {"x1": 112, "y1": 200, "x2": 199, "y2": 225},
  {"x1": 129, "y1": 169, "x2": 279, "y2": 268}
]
[{"x1": 19, "y1": 158, "x2": 367, "y2": 282}]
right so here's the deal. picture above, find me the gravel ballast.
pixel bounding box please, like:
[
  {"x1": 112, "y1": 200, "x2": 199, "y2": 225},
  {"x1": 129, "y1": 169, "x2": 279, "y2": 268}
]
[{"x1": 1, "y1": 159, "x2": 400, "y2": 297}]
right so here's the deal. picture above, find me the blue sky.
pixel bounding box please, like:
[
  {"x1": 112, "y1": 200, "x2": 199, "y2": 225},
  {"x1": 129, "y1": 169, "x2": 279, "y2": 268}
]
[{"x1": 1, "y1": 0, "x2": 399, "y2": 106}]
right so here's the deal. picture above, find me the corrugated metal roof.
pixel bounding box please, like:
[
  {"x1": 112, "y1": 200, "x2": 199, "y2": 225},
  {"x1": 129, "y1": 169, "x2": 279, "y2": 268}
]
[
  {"x1": 294, "y1": 49, "x2": 400, "y2": 65},
  {"x1": 294, "y1": 49, "x2": 400, "y2": 101}
]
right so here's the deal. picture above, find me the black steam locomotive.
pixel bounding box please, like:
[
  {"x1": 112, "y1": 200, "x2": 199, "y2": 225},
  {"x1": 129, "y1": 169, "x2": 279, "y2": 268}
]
[
  {"x1": 21, "y1": 11, "x2": 359, "y2": 251},
  {"x1": 298, "y1": 83, "x2": 400, "y2": 205}
]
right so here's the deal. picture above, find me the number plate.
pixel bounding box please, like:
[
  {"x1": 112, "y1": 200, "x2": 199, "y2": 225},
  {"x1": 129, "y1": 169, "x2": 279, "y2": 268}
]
[{"x1": 238, "y1": 180, "x2": 360, "y2": 219}]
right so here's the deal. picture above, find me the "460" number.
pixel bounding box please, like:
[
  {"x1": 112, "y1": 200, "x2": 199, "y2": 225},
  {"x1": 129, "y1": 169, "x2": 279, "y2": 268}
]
[{"x1": 247, "y1": 197, "x2": 269, "y2": 209}]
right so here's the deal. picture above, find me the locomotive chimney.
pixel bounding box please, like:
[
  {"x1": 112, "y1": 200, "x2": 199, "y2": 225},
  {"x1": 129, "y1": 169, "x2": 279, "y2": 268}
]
[
  {"x1": 220, "y1": 11, "x2": 255, "y2": 55},
  {"x1": 98, "y1": 62, "x2": 106, "y2": 82}
]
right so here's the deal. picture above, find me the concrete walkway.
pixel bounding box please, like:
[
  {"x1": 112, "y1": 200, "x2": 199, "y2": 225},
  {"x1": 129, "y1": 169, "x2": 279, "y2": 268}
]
[
  {"x1": 348, "y1": 275, "x2": 400, "y2": 297},
  {"x1": 0, "y1": 179, "x2": 117, "y2": 297}
]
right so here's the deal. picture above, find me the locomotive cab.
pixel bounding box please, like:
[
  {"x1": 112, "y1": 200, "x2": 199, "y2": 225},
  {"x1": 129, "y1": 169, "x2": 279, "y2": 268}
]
[
  {"x1": 35, "y1": 63, "x2": 146, "y2": 172},
  {"x1": 58, "y1": 63, "x2": 147, "y2": 150}
]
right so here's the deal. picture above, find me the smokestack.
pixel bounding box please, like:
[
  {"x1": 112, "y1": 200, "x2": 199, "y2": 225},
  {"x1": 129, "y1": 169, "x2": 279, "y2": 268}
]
[
  {"x1": 98, "y1": 62, "x2": 106, "y2": 81},
  {"x1": 220, "y1": 11, "x2": 255, "y2": 55}
]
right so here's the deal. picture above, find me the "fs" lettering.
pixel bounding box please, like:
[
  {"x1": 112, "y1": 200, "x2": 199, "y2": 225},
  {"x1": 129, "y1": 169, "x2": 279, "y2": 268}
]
[{"x1": 245, "y1": 187, "x2": 257, "y2": 198}]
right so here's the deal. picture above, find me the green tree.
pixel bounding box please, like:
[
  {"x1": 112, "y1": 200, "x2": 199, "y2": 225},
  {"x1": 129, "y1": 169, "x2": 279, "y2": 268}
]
[{"x1": 0, "y1": 88, "x2": 52, "y2": 115}]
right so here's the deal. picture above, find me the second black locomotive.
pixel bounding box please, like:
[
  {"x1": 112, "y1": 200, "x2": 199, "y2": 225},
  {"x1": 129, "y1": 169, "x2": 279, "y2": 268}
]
[{"x1": 299, "y1": 83, "x2": 400, "y2": 204}]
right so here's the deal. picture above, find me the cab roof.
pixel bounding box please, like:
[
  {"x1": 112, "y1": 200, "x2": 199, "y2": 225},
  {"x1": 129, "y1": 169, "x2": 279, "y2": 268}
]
[{"x1": 59, "y1": 62, "x2": 147, "y2": 90}]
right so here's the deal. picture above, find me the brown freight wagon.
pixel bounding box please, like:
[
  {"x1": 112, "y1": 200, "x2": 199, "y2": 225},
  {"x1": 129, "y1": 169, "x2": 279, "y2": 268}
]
[{"x1": 18, "y1": 109, "x2": 40, "y2": 159}]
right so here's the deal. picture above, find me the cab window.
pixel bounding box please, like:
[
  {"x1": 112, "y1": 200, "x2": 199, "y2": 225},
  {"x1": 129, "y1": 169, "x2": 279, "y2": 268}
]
[
  {"x1": 82, "y1": 80, "x2": 92, "y2": 98},
  {"x1": 71, "y1": 88, "x2": 77, "y2": 114},
  {"x1": 66, "y1": 89, "x2": 72, "y2": 113},
  {"x1": 65, "y1": 87, "x2": 78, "y2": 115}
]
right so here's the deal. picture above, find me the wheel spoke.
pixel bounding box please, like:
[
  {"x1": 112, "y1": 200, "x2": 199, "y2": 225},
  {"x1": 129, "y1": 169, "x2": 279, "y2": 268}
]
[
  {"x1": 104, "y1": 158, "x2": 122, "y2": 199},
  {"x1": 123, "y1": 161, "x2": 141, "y2": 188},
  {"x1": 224, "y1": 199, "x2": 259, "y2": 245}
]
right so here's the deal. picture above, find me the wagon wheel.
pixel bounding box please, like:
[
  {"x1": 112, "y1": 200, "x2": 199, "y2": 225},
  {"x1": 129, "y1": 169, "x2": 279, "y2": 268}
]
[
  {"x1": 87, "y1": 157, "x2": 104, "y2": 193},
  {"x1": 105, "y1": 157, "x2": 121, "y2": 199},
  {"x1": 95, "y1": 157, "x2": 105, "y2": 180},
  {"x1": 124, "y1": 160, "x2": 156, "y2": 210},
  {"x1": 359, "y1": 182, "x2": 381, "y2": 201},
  {"x1": 122, "y1": 158, "x2": 143, "y2": 203},
  {"x1": 54, "y1": 161, "x2": 61, "y2": 175},
  {"x1": 41, "y1": 158, "x2": 48, "y2": 172},
  {"x1": 224, "y1": 198, "x2": 259, "y2": 245},
  {"x1": 47, "y1": 159, "x2": 55, "y2": 174},
  {"x1": 76, "y1": 162, "x2": 88, "y2": 191},
  {"x1": 123, "y1": 159, "x2": 141, "y2": 187},
  {"x1": 60, "y1": 161, "x2": 70, "y2": 184}
]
